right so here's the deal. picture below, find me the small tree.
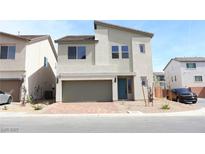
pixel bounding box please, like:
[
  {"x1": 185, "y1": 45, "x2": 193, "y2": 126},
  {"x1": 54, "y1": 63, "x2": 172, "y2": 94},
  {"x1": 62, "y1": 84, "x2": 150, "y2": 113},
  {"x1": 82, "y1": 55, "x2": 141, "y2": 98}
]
[{"x1": 21, "y1": 85, "x2": 27, "y2": 106}]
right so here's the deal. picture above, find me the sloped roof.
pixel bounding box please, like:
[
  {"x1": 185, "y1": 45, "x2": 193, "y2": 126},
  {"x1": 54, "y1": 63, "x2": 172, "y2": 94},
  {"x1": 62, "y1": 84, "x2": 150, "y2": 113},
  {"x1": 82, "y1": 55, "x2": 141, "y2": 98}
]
[
  {"x1": 94, "y1": 20, "x2": 154, "y2": 38},
  {"x1": 55, "y1": 35, "x2": 97, "y2": 43},
  {"x1": 153, "y1": 72, "x2": 164, "y2": 76},
  {"x1": 19, "y1": 35, "x2": 48, "y2": 40},
  {"x1": 163, "y1": 57, "x2": 205, "y2": 71},
  {"x1": 174, "y1": 57, "x2": 205, "y2": 62},
  {"x1": 0, "y1": 32, "x2": 30, "y2": 41},
  {"x1": 0, "y1": 32, "x2": 57, "y2": 60}
]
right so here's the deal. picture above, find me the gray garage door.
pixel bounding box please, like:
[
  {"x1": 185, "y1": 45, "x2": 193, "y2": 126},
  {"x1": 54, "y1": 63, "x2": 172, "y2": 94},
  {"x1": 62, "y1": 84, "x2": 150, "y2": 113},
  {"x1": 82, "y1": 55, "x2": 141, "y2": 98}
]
[{"x1": 62, "y1": 80, "x2": 112, "y2": 102}]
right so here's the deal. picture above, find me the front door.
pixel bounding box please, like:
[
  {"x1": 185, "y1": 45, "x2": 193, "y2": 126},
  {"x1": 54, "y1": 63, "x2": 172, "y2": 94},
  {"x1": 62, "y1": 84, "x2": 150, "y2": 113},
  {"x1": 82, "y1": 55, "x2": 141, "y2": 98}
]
[{"x1": 118, "y1": 78, "x2": 128, "y2": 100}]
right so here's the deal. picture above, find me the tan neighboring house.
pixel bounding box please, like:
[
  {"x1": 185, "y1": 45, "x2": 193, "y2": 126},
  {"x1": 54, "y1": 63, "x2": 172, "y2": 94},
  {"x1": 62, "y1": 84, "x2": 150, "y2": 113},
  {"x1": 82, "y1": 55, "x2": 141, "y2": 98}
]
[
  {"x1": 163, "y1": 57, "x2": 205, "y2": 98},
  {"x1": 55, "y1": 21, "x2": 154, "y2": 102},
  {"x1": 0, "y1": 32, "x2": 57, "y2": 102}
]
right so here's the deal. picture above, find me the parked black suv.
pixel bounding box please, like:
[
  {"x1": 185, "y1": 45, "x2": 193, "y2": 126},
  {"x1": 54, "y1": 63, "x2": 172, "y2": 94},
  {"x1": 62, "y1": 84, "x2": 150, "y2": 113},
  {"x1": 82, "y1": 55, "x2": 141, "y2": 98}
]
[{"x1": 171, "y1": 88, "x2": 197, "y2": 104}]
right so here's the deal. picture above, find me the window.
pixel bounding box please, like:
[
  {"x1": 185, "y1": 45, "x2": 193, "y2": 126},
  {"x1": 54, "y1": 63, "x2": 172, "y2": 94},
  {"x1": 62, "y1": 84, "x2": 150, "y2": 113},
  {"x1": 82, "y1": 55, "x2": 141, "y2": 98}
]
[
  {"x1": 128, "y1": 79, "x2": 132, "y2": 93},
  {"x1": 175, "y1": 76, "x2": 177, "y2": 81},
  {"x1": 0, "y1": 46, "x2": 16, "y2": 59},
  {"x1": 195, "y1": 76, "x2": 203, "y2": 82},
  {"x1": 157, "y1": 75, "x2": 165, "y2": 81},
  {"x1": 141, "y1": 76, "x2": 147, "y2": 86},
  {"x1": 77, "y1": 46, "x2": 86, "y2": 59},
  {"x1": 171, "y1": 76, "x2": 173, "y2": 82},
  {"x1": 160, "y1": 82, "x2": 165, "y2": 87},
  {"x1": 68, "y1": 46, "x2": 77, "y2": 59},
  {"x1": 112, "y1": 46, "x2": 119, "y2": 59},
  {"x1": 121, "y1": 45, "x2": 129, "y2": 58},
  {"x1": 68, "y1": 46, "x2": 86, "y2": 59},
  {"x1": 186, "y1": 63, "x2": 196, "y2": 69},
  {"x1": 44, "y1": 57, "x2": 48, "y2": 67},
  {"x1": 139, "y1": 44, "x2": 145, "y2": 53}
]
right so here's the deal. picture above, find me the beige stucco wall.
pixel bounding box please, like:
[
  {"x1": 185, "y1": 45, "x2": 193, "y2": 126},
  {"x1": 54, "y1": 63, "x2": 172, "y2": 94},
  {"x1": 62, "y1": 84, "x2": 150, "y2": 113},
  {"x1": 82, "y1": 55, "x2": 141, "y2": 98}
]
[
  {"x1": 25, "y1": 39, "x2": 56, "y2": 99},
  {"x1": 56, "y1": 24, "x2": 153, "y2": 101},
  {"x1": 0, "y1": 34, "x2": 27, "y2": 79}
]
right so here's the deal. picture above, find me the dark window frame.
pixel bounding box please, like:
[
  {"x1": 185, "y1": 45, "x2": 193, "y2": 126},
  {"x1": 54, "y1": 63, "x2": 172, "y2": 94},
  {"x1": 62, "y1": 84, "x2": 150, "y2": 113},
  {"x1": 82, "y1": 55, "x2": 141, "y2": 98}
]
[
  {"x1": 0, "y1": 45, "x2": 16, "y2": 59},
  {"x1": 194, "y1": 76, "x2": 203, "y2": 82},
  {"x1": 121, "y1": 45, "x2": 129, "y2": 59},
  {"x1": 186, "y1": 63, "x2": 196, "y2": 69},
  {"x1": 68, "y1": 46, "x2": 86, "y2": 60},
  {"x1": 112, "y1": 46, "x2": 119, "y2": 59},
  {"x1": 139, "y1": 44, "x2": 145, "y2": 53}
]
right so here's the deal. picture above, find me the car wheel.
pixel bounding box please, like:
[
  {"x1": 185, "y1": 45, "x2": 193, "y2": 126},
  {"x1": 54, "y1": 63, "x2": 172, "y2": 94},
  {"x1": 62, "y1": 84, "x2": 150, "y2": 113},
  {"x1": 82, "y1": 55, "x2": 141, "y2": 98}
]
[
  {"x1": 192, "y1": 101, "x2": 197, "y2": 104},
  {"x1": 7, "y1": 97, "x2": 12, "y2": 104}
]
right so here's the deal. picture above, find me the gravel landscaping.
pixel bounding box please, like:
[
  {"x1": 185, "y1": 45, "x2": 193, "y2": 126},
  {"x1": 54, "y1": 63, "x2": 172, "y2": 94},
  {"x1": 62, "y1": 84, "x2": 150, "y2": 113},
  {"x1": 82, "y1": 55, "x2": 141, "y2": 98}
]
[
  {"x1": 116, "y1": 98, "x2": 200, "y2": 113},
  {"x1": 0, "y1": 98, "x2": 201, "y2": 114}
]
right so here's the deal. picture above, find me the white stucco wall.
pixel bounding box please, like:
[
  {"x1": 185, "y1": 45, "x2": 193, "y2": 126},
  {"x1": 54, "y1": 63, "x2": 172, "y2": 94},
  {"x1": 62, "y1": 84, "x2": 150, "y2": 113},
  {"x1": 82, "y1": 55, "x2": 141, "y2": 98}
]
[
  {"x1": 25, "y1": 39, "x2": 57, "y2": 99},
  {"x1": 180, "y1": 62, "x2": 205, "y2": 87},
  {"x1": 164, "y1": 60, "x2": 182, "y2": 89}
]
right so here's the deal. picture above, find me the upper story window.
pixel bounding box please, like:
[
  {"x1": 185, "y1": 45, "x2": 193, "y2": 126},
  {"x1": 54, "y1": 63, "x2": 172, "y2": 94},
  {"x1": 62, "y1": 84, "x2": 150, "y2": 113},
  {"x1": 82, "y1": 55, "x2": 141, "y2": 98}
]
[
  {"x1": 0, "y1": 45, "x2": 16, "y2": 59},
  {"x1": 68, "y1": 46, "x2": 86, "y2": 60},
  {"x1": 44, "y1": 57, "x2": 48, "y2": 67},
  {"x1": 157, "y1": 75, "x2": 165, "y2": 81},
  {"x1": 121, "y1": 45, "x2": 129, "y2": 58},
  {"x1": 186, "y1": 63, "x2": 196, "y2": 69},
  {"x1": 112, "y1": 46, "x2": 119, "y2": 59},
  {"x1": 195, "y1": 76, "x2": 203, "y2": 82},
  {"x1": 139, "y1": 44, "x2": 145, "y2": 53}
]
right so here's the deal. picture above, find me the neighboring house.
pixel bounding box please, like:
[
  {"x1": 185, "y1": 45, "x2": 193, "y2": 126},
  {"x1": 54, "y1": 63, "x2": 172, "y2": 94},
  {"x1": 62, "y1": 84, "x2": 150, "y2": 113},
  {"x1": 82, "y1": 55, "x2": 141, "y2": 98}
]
[
  {"x1": 55, "y1": 20, "x2": 154, "y2": 102},
  {"x1": 163, "y1": 57, "x2": 205, "y2": 98},
  {"x1": 0, "y1": 32, "x2": 57, "y2": 102},
  {"x1": 153, "y1": 72, "x2": 165, "y2": 89},
  {"x1": 153, "y1": 72, "x2": 166, "y2": 98}
]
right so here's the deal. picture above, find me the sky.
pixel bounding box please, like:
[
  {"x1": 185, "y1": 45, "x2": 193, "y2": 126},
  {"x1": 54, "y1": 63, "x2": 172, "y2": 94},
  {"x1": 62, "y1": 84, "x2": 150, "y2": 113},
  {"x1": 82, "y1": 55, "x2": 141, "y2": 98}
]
[{"x1": 0, "y1": 20, "x2": 205, "y2": 72}]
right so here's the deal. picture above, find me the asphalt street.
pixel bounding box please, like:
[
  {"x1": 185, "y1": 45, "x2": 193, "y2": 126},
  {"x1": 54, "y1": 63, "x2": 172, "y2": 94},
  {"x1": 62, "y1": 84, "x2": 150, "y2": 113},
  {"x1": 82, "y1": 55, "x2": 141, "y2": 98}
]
[{"x1": 1, "y1": 115, "x2": 205, "y2": 133}]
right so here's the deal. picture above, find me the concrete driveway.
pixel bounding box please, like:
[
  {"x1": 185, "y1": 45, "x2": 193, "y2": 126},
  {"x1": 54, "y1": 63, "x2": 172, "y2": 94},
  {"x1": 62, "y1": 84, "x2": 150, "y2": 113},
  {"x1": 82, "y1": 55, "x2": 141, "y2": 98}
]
[{"x1": 197, "y1": 98, "x2": 205, "y2": 107}]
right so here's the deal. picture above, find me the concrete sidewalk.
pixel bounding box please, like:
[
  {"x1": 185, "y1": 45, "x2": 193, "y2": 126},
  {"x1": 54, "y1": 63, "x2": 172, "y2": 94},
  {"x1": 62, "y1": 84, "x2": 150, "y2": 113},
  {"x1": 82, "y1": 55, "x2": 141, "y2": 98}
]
[{"x1": 1, "y1": 107, "x2": 205, "y2": 117}]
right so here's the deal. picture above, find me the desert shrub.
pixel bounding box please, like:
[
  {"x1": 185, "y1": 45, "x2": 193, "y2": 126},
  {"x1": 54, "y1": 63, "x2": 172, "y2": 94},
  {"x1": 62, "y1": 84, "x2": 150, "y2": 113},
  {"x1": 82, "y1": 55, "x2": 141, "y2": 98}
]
[
  {"x1": 2, "y1": 106, "x2": 8, "y2": 110},
  {"x1": 32, "y1": 104, "x2": 43, "y2": 110},
  {"x1": 161, "y1": 104, "x2": 170, "y2": 110},
  {"x1": 27, "y1": 95, "x2": 34, "y2": 104}
]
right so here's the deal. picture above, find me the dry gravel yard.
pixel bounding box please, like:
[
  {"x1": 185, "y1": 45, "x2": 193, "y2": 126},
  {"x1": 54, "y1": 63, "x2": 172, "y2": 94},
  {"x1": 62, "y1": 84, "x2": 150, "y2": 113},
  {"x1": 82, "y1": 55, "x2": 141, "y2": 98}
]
[
  {"x1": 117, "y1": 98, "x2": 200, "y2": 113},
  {"x1": 0, "y1": 100, "x2": 52, "y2": 113},
  {"x1": 0, "y1": 98, "x2": 201, "y2": 114}
]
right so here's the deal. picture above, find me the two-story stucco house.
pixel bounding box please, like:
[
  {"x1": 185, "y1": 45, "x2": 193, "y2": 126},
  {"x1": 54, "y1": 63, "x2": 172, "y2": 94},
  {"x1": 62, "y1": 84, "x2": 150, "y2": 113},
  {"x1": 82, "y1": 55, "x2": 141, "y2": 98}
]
[
  {"x1": 163, "y1": 57, "x2": 205, "y2": 98},
  {"x1": 0, "y1": 32, "x2": 57, "y2": 102},
  {"x1": 55, "y1": 21, "x2": 153, "y2": 102}
]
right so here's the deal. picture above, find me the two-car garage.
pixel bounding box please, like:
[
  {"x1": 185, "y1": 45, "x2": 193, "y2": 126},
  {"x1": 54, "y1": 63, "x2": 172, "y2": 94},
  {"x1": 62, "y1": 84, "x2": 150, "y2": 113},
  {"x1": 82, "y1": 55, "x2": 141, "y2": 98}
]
[{"x1": 62, "y1": 80, "x2": 112, "y2": 102}]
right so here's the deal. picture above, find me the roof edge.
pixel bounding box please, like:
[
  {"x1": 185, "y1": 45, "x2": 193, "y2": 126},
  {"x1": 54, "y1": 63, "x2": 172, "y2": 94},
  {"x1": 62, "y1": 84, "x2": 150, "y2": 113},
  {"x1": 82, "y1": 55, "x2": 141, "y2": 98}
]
[
  {"x1": 0, "y1": 32, "x2": 30, "y2": 41},
  {"x1": 163, "y1": 58, "x2": 174, "y2": 71},
  {"x1": 94, "y1": 20, "x2": 154, "y2": 38}
]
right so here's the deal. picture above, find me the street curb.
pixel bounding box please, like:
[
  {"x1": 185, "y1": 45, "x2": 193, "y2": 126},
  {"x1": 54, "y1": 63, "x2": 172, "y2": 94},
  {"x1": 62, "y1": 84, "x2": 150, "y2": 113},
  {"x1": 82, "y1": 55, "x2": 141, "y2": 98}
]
[{"x1": 1, "y1": 108, "x2": 205, "y2": 117}]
